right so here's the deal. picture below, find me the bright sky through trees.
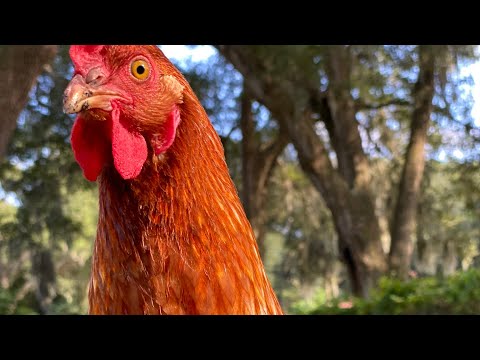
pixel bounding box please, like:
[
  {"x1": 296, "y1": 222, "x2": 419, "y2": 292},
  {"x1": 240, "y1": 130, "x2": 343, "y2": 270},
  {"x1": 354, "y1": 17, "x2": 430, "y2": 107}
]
[
  {"x1": 161, "y1": 45, "x2": 480, "y2": 163},
  {"x1": 467, "y1": 60, "x2": 480, "y2": 125},
  {"x1": 161, "y1": 45, "x2": 216, "y2": 64},
  {"x1": 1, "y1": 45, "x2": 478, "y2": 206},
  {"x1": 161, "y1": 45, "x2": 480, "y2": 124}
]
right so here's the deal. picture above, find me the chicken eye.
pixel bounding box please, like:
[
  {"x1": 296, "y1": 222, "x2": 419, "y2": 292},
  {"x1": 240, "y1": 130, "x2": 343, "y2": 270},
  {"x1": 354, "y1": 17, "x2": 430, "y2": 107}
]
[{"x1": 131, "y1": 59, "x2": 150, "y2": 80}]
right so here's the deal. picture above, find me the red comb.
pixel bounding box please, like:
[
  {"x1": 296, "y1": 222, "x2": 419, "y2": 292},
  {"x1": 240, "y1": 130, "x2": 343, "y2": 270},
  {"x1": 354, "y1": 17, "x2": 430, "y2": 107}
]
[{"x1": 69, "y1": 45, "x2": 105, "y2": 76}]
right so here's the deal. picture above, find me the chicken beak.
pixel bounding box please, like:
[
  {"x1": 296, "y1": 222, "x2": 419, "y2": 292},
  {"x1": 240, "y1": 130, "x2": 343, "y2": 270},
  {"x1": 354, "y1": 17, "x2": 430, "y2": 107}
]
[{"x1": 63, "y1": 74, "x2": 125, "y2": 115}]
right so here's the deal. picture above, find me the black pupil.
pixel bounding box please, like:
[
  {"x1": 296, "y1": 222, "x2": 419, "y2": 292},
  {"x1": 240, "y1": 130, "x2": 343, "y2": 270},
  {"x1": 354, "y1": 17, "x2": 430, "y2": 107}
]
[{"x1": 136, "y1": 65, "x2": 145, "y2": 75}]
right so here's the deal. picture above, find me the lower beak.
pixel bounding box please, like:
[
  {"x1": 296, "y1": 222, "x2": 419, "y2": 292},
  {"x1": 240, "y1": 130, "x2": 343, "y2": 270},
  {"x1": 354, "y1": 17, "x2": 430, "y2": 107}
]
[{"x1": 63, "y1": 74, "x2": 125, "y2": 115}]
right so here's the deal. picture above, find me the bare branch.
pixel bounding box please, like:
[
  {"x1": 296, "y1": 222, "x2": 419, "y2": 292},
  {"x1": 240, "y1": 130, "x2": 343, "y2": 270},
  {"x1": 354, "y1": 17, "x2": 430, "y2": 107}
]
[{"x1": 355, "y1": 99, "x2": 411, "y2": 111}]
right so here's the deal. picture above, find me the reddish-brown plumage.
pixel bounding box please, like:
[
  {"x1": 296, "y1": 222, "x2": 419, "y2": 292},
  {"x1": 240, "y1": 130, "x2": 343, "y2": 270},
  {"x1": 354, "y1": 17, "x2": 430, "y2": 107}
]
[{"x1": 65, "y1": 45, "x2": 283, "y2": 314}]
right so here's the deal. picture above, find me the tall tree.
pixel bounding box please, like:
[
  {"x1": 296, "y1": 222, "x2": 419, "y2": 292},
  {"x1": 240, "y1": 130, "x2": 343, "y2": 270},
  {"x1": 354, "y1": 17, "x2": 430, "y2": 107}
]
[
  {"x1": 217, "y1": 45, "x2": 474, "y2": 297},
  {"x1": 217, "y1": 45, "x2": 388, "y2": 297},
  {"x1": 389, "y1": 46, "x2": 435, "y2": 278}
]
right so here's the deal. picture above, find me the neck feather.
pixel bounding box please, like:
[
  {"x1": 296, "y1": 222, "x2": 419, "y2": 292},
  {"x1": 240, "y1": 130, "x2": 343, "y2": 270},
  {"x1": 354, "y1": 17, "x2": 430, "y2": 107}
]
[{"x1": 89, "y1": 93, "x2": 282, "y2": 315}]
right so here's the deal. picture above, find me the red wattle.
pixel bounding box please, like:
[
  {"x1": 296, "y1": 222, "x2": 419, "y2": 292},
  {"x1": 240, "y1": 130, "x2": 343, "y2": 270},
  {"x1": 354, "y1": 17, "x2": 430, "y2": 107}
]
[
  {"x1": 111, "y1": 108, "x2": 148, "y2": 180},
  {"x1": 71, "y1": 115, "x2": 111, "y2": 182},
  {"x1": 71, "y1": 109, "x2": 149, "y2": 182},
  {"x1": 71, "y1": 106, "x2": 179, "y2": 182}
]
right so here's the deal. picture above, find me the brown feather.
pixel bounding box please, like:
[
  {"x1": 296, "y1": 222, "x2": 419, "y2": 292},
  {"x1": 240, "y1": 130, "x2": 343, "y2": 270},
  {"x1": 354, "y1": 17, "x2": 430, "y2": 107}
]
[{"x1": 88, "y1": 59, "x2": 283, "y2": 315}]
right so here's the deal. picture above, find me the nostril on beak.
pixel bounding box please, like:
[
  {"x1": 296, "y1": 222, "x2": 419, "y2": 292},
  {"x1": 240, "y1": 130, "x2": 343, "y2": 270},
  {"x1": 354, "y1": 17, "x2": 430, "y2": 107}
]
[{"x1": 85, "y1": 67, "x2": 105, "y2": 86}]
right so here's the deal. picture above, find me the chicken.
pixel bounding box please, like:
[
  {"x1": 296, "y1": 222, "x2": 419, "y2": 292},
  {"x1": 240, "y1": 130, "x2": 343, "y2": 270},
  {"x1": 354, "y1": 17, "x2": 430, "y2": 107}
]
[{"x1": 62, "y1": 45, "x2": 283, "y2": 315}]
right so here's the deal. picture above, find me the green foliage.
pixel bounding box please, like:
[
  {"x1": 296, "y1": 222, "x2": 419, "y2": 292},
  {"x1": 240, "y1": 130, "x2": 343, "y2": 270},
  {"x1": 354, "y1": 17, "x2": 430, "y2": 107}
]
[
  {"x1": 294, "y1": 269, "x2": 480, "y2": 315},
  {"x1": 0, "y1": 45, "x2": 97, "y2": 314},
  {"x1": 0, "y1": 287, "x2": 37, "y2": 315},
  {"x1": 416, "y1": 160, "x2": 480, "y2": 275},
  {"x1": 266, "y1": 160, "x2": 342, "y2": 309}
]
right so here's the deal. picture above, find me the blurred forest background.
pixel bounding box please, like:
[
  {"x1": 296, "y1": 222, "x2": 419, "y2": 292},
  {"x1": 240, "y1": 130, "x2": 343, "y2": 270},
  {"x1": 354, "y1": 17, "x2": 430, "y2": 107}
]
[{"x1": 1, "y1": 45, "x2": 480, "y2": 315}]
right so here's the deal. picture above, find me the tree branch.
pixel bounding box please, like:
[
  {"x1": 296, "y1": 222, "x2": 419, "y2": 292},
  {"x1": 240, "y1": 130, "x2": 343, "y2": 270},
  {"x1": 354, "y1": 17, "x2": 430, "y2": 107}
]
[
  {"x1": 0, "y1": 45, "x2": 58, "y2": 161},
  {"x1": 324, "y1": 45, "x2": 371, "y2": 189},
  {"x1": 355, "y1": 99, "x2": 411, "y2": 111},
  {"x1": 216, "y1": 45, "x2": 344, "y2": 205}
]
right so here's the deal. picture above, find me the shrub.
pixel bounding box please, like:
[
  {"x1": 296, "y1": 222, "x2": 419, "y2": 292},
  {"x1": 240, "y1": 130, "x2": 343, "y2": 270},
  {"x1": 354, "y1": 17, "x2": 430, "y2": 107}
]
[{"x1": 291, "y1": 269, "x2": 480, "y2": 315}]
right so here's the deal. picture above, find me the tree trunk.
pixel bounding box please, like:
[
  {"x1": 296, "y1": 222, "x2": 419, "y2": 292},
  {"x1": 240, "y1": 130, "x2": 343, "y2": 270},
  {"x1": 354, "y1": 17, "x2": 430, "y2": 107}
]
[
  {"x1": 0, "y1": 45, "x2": 58, "y2": 161},
  {"x1": 31, "y1": 248, "x2": 57, "y2": 315},
  {"x1": 389, "y1": 46, "x2": 435, "y2": 279},
  {"x1": 322, "y1": 46, "x2": 386, "y2": 295},
  {"x1": 323, "y1": 46, "x2": 371, "y2": 189},
  {"x1": 217, "y1": 45, "x2": 387, "y2": 297},
  {"x1": 240, "y1": 87, "x2": 288, "y2": 257}
]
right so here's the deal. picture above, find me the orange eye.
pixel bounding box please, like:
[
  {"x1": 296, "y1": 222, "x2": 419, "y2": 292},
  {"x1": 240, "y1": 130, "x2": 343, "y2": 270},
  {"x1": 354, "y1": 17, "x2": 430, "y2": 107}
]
[{"x1": 131, "y1": 59, "x2": 150, "y2": 80}]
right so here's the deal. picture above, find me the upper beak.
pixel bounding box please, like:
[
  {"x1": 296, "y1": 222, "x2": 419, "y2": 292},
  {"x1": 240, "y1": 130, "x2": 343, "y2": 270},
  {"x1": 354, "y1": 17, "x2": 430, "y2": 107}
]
[{"x1": 63, "y1": 72, "x2": 126, "y2": 115}]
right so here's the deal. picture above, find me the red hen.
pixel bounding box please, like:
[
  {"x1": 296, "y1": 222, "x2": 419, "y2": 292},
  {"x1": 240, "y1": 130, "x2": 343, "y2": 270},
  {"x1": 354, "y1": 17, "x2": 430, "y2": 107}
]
[{"x1": 63, "y1": 45, "x2": 283, "y2": 315}]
